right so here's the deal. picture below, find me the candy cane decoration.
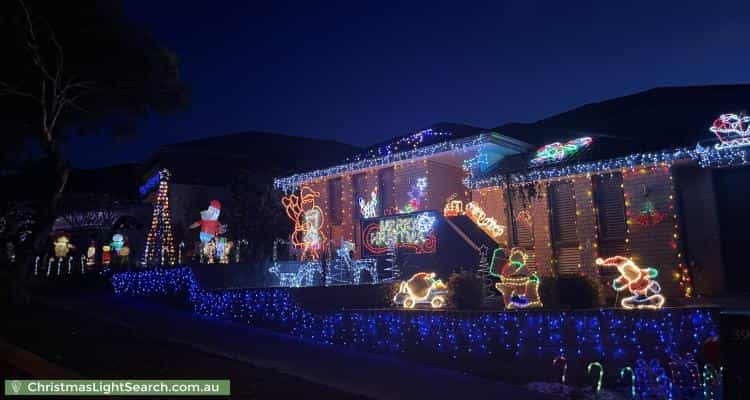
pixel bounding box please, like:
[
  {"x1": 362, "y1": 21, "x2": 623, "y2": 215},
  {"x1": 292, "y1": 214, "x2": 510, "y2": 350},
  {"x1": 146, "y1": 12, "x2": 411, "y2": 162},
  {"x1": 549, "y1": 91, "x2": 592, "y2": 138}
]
[
  {"x1": 620, "y1": 366, "x2": 635, "y2": 399},
  {"x1": 46, "y1": 258, "x2": 54, "y2": 276},
  {"x1": 702, "y1": 364, "x2": 719, "y2": 400},
  {"x1": 588, "y1": 362, "x2": 604, "y2": 396},
  {"x1": 56, "y1": 258, "x2": 63, "y2": 276},
  {"x1": 81, "y1": 255, "x2": 86, "y2": 274},
  {"x1": 34, "y1": 256, "x2": 40, "y2": 276},
  {"x1": 553, "y1": 355, "x2": 568, "y2": 385},
  {"x1": 67, "y1": 257, "x2": 72, "y2": 274}
]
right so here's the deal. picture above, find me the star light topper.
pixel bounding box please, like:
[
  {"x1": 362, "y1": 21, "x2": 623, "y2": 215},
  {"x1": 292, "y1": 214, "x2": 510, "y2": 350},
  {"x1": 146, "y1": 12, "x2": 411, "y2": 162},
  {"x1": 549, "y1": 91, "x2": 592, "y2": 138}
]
[{"x1": 710, "y1": 113, "x2": 750, "y2": 150}]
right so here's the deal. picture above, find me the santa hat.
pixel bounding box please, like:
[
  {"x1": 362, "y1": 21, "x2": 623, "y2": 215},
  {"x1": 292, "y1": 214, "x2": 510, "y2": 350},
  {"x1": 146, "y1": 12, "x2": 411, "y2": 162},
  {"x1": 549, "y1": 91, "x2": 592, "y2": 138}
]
[
  {"x1": 209, "y1": 200, "x2": 221, "y2": 210},
  {"x1": 595, "y1": 256, "x2": 629, "y2": 267}
]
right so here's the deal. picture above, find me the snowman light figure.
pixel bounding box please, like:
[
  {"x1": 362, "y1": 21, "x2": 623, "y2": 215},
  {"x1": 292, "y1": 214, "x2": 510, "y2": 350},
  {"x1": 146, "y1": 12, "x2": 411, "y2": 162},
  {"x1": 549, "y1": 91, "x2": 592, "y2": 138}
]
[{"x1": 596, "y1": 256, "x2": 665, "y2": 310}]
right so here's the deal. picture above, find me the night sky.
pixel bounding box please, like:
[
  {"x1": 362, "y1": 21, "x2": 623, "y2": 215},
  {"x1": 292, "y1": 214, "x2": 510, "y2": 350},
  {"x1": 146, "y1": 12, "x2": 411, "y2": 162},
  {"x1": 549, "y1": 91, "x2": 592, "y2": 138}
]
[{"x1": 63, "y1": 1, "x2": 750, "y2": 168}]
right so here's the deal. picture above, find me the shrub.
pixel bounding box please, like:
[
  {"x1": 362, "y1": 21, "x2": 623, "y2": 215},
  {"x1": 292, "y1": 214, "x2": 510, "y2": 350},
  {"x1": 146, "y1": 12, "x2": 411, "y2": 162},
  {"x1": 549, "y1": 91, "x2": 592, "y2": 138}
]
[
  {"x1": 540, "y1": 275, "x2": 602, "y2": 309},
  {"x1": 557, "y1": 275, "x2": 599, "y2": 309},
  {"x1": 447, "y1": 271, "x2": 483, "y2": 310}
]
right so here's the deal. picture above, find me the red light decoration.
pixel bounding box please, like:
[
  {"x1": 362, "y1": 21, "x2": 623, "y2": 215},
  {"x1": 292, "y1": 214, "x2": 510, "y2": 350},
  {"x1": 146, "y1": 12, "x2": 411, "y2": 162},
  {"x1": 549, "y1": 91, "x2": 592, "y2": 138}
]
[
  {"x1": 281, "y1": 186, "x2": 327, "y2": 261},
  {"x1": 363, "y1": 212, "x2": 437, "y2": 255}
]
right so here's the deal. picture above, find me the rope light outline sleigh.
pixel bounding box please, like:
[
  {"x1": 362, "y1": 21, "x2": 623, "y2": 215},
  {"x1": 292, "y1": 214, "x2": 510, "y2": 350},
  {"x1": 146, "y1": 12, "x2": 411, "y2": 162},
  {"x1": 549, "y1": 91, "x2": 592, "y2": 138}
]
[{"x1": 710, "y1": 113, "x2": 750, "y2": 149}]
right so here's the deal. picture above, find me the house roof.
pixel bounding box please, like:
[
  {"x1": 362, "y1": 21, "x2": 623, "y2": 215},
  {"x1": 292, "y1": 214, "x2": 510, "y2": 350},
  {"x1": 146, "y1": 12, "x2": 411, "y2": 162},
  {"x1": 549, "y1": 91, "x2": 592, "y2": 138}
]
[
  {"x1": 142, "y1": 131, "x2": 360, "y2": 189},
  {"x1": 273, "y1": 124, "x2": 534, "y2": 192}
]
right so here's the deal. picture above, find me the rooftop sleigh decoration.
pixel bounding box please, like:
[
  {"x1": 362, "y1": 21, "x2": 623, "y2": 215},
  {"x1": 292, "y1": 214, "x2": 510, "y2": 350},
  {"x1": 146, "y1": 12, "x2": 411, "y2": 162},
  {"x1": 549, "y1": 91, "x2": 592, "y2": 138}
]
[{"x1": 710, "y1": 113, "x2": 750, "y2": 150}]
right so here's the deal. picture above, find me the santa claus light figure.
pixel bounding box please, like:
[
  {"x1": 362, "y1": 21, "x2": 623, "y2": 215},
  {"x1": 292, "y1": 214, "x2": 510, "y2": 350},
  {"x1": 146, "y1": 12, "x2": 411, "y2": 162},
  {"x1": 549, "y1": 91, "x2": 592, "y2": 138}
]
[
  {"x1": 189, "y1": 200, "x2": 227, "y2": 263},
  {"x1": 596, "y1": 256, "x2": 665, "y2": 310}
]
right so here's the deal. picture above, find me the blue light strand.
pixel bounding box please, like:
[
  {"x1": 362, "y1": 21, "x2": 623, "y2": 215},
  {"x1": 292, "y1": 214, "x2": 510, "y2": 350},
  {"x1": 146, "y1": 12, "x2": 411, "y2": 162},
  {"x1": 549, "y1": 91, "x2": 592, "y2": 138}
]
[{"x1": 112, "y1": 267, "x2": 718, "y2": 382}]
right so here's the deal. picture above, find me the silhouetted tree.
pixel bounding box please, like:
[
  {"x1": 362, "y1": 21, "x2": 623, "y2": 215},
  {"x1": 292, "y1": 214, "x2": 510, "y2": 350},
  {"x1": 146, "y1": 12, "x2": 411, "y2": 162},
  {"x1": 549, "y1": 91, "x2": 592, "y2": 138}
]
[{"x1": 0, "y1": 0, "x2": 188, "y2": 301}]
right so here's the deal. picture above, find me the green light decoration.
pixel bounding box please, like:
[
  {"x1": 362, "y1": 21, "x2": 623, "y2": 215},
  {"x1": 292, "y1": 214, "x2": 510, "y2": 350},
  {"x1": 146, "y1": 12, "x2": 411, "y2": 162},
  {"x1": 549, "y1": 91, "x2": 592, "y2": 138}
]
[
  {"x1": 587, "y1": 361, "x2": 604, "y2": 396},
  {"x1": 531, "y1": 137, "x2": 592, "y2": 166},
  {"x1": 488, "y1": 247, "x2": 505, "y2": 278},
  {"x1": 620, "y1": 366, "x2": 636, "y2": 399},
  {"x1": 637, "y1": 200, "x2": 665, "y2": 227}
]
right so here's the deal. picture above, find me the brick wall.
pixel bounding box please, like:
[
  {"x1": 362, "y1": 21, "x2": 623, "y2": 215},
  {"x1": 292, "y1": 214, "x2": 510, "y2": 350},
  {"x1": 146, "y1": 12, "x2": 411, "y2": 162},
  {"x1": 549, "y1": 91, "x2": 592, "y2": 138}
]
[
  {"x1": 573, "y1": 177, "x2": 598, "y2": 277},
  {"x1": 427, "y1": 161, "x2": 468, "y2": 210},
  {"x1": 622, "y1": 168, "x2": 682, "y2": 300},
  {"x1": 673, "y1": 164, "x2": 724, "y2": 296},
  {"x1": 471, "y1": 187, "x2": 509, "y2": 246},
  {"x1": 393, "y1": 160, "x2": 429, "y2": 212}
]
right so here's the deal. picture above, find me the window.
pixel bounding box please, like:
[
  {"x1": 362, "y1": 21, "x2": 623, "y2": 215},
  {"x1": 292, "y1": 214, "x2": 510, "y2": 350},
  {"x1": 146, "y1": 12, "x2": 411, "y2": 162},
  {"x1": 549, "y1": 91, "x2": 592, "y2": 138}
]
[
  {"x1": 328, "y1": 178, "x2": 342, "y2": 224},
  {"x1": 352, "y1": 173, "x2": 366, "y2": 219},
  {"x1": 510, "y1": 192, "x2": 537, "y2": 272},
  {"x1": 377, "y1": 167, "x2": 394, "y2": 215},
  {"x1": 549, "y1": 180, "x2": 579, "y2": 275},
  {"x1": 594, "y1": 173, "x2": 628, "y2": 257}
]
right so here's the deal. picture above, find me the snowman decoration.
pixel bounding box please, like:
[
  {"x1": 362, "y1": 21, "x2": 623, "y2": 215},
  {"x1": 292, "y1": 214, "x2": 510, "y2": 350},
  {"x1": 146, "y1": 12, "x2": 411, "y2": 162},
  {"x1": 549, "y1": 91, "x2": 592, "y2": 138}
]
[{"x1": 189, "y1": 200, "x2": 227, "y2": 263}]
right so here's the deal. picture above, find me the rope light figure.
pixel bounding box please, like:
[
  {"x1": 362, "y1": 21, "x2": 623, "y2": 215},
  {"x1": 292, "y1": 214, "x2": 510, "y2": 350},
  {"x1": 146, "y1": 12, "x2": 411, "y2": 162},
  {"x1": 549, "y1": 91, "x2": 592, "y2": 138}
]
[
  {"x1": 465, "y1": 201, "x2": 506, "y2": 240},
  {"x1": 393, "y1": 272, "x2": 448, "y2": 309},
  {"x1": 596, "y1": 256, "x2": 665, "y2": 310},
  {"x1": 281, "y1": 186, "x2": 327, "y2": 261},
  {"x1": 358, "y1": 186, "x2": 378, "y2": 219},
  {"x1": 490, "y1": 247, "x2": 542, "y2": 309},
  {"x1": 710, "y1": 113, "x2": 750, "y2": 149}
]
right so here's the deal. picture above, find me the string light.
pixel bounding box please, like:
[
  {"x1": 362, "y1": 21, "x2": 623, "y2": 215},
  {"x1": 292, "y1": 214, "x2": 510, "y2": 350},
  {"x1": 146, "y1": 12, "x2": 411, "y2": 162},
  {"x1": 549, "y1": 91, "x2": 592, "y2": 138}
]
[
  {"x1": 326, "y1": 241, "x2": 379, "y2": 286},
  {"x1": 274, "y1": 135, "x2": 491, "y2": 193},
  {"x1": 112, "y1": 267, "x2": 718, "y2": 381},
  {"x1": 392, "y1": 272, "x2": 448, "y2": 308},
  {"x1": 268, "y1": 261, "x2": 323, "y2": 287},
  {"x1": 596, "y1": 256, "x2": 665, "y2": 310},
  {"x1": 142, "y1": 169, "x2": 176, "y2": 266}
]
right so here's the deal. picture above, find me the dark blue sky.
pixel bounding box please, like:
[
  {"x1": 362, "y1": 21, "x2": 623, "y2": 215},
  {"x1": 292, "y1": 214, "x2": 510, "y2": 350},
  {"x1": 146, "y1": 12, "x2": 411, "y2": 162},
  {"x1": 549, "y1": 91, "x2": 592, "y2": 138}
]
[{"x1": 64, "y1": 1, "x2": 750, "y2": 168}]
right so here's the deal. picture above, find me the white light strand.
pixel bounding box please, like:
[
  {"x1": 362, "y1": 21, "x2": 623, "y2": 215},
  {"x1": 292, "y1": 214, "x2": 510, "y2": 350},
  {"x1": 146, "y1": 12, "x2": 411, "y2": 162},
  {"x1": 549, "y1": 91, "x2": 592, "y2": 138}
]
[{"x1": 274, "y1": 135, "x2": 490, "y2": 192}]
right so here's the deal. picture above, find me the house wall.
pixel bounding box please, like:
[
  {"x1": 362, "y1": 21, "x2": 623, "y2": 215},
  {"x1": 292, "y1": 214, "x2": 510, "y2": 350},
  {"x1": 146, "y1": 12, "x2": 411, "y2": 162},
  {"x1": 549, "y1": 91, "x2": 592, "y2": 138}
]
[
  {"x1": 622, "y1": 167, "x2": 685, "y2": 301},
  {"x1": 296, "y1": 158, "x2": 450, "y2": 258},
  {"x1": 530, "y1": 184, "x2": 554, "y2": 277},
  {"x1": 291, "y1": 160, "x2": 697, "y2": 303},
  {"x1": 470, "y1": 187, "x2": 508, "y2": 246},
  {"x1": 426, "y1": 160, "x2": 468, "y2": 210},
  {"x1": 673, "y1": 164, "x2": 724, "y2": 296},
  {"x1": 393, "y1": 160, "x2": 429, "y2": 213}
]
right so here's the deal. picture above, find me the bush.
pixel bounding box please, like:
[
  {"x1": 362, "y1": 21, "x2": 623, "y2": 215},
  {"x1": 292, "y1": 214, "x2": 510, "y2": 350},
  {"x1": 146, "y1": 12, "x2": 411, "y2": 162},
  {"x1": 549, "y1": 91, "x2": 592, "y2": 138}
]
[
  {"x1": 447, "y1": 271, "x2": 483, "y2": 310},
  {"x1": 557, "y1": 275, "x2": 599, "y2": 308},
  {"x1": 539, "y1": 275, "x2": 602, "y2": 309}
]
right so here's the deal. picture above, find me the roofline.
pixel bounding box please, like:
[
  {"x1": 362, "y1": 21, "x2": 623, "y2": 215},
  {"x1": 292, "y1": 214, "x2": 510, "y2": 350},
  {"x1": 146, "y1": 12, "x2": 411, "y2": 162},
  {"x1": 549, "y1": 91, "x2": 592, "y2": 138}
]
[
  {"x1": 274, "y1": 133, "x2": 516, "y2": 192},
  {"x1": 466, "y1": 143, "x2": 750, "y2": 188}
]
